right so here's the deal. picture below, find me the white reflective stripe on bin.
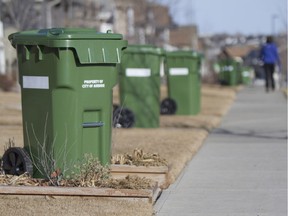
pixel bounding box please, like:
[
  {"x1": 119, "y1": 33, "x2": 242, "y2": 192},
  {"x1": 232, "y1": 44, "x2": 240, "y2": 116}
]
[
  {"x1": 125, "y1": 68, "x2": 151, "y2": 77},
  {"x1": 242, "y1": 71, "x2": 250, "y2": 77},
  {"x1": 23, "y1": 76, "x2": 49, "y2": 89},
  {"x1": 169, "y1": 68, "x2": 189, "y2": 76}
]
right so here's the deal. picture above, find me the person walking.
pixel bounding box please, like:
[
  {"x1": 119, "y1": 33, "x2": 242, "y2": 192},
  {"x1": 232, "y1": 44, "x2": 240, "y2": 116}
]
[{"x1": 260, "y1": 36, "x2": 281, "y2": 92}]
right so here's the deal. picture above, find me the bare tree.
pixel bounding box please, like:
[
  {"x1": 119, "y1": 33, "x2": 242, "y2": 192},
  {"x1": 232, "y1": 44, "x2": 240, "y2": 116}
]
[
  {"x1": 2, "y1": 0, "x2": 41, "y2": 30},
  {"x1": 152, "y1": 0, "x2": 195, "y2": 26}
]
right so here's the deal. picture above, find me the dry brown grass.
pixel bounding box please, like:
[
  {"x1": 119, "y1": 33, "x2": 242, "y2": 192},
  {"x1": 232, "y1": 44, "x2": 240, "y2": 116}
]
[
  {"x1": 0, "y1": 84, "x2": 238, "y2": 215},
  {"x1": 0, "y1": 195, "x2": 154, "y2": 216},
  {"x1": 111, "y1": 149, "x2": 168, "y2": 166},
  {"x1": 0, "y1": 92, "x2": 23, "y2": 156},
  {"x1": 0, "y1": 85, "x2": 237, "y2": 179}
]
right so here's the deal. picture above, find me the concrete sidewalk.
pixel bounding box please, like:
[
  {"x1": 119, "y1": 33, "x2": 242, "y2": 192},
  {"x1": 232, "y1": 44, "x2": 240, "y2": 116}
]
[{"x1": 154, "y1": 86, "x2": 287, "y2": 216}]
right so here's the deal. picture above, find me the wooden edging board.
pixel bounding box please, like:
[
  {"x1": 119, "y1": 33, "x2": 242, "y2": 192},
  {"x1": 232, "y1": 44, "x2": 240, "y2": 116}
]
[
  {"x1": 0, "y1": 184, "x2": 161, "y2": 204},
  {"x1": 110, "y1": 165, "x2": 168, "y2": 173}
]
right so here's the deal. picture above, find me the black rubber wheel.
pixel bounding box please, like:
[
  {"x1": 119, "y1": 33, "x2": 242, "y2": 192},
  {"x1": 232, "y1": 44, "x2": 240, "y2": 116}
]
[
  {"x1": 113, "y1": 107, "x2": 135, "y2": 128},
  {"x1": 160, "y1": 98, "x2": 177, "y2": 115},
  {"x1": 219, "y1": 79, "x2": 229, "y2": 86},
  {"x1": 2, "y1": 147, "x2": 33, "y2": 176}
]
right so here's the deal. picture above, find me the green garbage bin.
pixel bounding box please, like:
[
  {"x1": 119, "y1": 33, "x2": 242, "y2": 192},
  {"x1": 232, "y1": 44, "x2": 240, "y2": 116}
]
[
  {"x1": 218, "y1": 58, "x2": 238, "y2": 86},
  {"x1": 164, "y1": 50, "x2": 202, "y2": 115},
  {"x1": 118, "y1": 45, "x2": 164, "y2": 128},
  {"x1": 7, "y1": 28, "x2": 127, "y2": 177}
]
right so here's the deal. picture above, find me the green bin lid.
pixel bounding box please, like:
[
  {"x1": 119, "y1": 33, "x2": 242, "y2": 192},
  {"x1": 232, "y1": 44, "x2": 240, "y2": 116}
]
[
  {"x1": 124, "y1": 44, "x2": 164, "y2": 55},
  {"x1": 9, "y1": 28, "x2": 123, "y2": 47},
  {"x1": 9, "y1": 28, "x2": 127, "y2": 64}
]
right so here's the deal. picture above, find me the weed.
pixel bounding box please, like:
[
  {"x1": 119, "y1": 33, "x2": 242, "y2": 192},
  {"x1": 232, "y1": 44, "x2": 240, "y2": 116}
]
[
  {"x1": 25, "y1": 113, "x2": 74, "y2": 186},
  {"x1": 67, "y1": 153, "x2": 110, "y2": 187}
]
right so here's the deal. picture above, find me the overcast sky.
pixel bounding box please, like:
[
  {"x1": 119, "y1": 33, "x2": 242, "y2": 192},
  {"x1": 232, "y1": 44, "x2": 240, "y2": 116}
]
[{"x1": 156, "y1": 0, "x2": 287, "y2": 36}]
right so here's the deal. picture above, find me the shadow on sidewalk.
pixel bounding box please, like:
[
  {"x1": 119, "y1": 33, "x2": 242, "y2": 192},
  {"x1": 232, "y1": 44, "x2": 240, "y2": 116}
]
[{"x1": 212, "y1": 128, "x2": 287, "y2": 140}]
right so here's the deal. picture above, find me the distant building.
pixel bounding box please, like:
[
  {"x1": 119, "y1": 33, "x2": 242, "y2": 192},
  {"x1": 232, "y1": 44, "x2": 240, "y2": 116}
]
[
  {"x1": 113, "y1": 0, "x2": 171, "y2": 45},
  {"x1": 219, "y1": 44, "x2": 258, "y2": 60},
  {"x1": 169, "y1": 25, "x2": 199, "y2": 50}
]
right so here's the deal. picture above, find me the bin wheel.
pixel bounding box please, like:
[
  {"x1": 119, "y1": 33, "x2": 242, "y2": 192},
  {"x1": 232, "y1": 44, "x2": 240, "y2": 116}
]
[
  {"x1": 219, "y1": 79, "x2": 228, "y2": 86},
  {"x1": 160, "y1": 98, "x2": 177, "y2": 115},
  {"x1": 2, "y1": 147, "x2": 33, "y2": 176},
  {"x1": 113, "y1": 106, "x2": 135, "y2": 128}
]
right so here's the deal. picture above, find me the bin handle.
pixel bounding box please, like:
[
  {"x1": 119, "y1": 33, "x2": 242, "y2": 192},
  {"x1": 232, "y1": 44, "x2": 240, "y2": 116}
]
[
  {"x1": 48, "y1": 28, "x2": 64, "y2": 36},
  {"x1": 82, "y1": 122, "x2": 104, "y2": 128}
]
